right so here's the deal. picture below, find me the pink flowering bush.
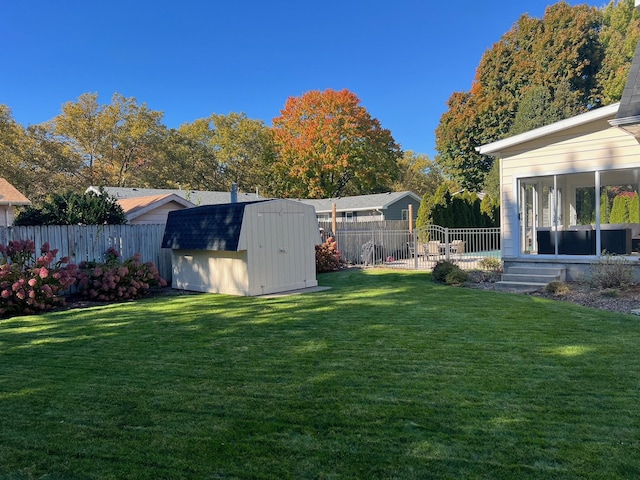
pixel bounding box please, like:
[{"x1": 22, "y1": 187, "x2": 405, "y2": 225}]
[
  {"x1": 76, "y1": 247, "x2": 167, "y2": 302},
  {"x1": 0, "y1": 240, "x2": 78, "y2": 317},
  {"x1": 315, "y1": 237, "x2": 344, "y2": 273}
]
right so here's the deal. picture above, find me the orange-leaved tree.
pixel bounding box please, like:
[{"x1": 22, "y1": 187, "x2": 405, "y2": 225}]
[{"x1": 270, "y1": 88, "x2": 401, "y2": 199}]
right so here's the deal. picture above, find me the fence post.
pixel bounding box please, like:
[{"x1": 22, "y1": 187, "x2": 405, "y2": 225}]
[
  {"x1": 371, "y1": 228, "x2": 376, "y2": 266},
  {"x1": 413, "y1": 228, "x2": 418, "y2": 270},
  {"x1": 331, "y1": 203, "x2": 337, "y2": 236},
  {"x1": 445, "y1": 227, "x2": 450, "y2": 262}
]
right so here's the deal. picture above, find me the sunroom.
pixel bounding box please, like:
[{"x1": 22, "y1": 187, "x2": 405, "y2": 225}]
[{"x1": 478, "y1": 102, "x2": 640, "y2": 280}]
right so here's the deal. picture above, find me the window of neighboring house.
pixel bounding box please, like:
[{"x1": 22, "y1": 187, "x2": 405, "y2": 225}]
[
  {"x1": 344, "y1": 212, "x2": 354, "y2": 222},
  {"x1": 401, "y1": 209, "x2": 409, "y2": 221}
]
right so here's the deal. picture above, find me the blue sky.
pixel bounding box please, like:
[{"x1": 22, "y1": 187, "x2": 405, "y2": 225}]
[{"x1": 2, "y1": 0, "x2": 600, "y2": 158}]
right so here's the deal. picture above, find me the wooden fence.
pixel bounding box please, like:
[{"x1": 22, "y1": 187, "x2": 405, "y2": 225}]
[
  {"x1": 0, "y1": 224, "x2": 172, "y2": 281},
  {"x1": 318, "y1": 220, "x2": 409, "y2": 234}
]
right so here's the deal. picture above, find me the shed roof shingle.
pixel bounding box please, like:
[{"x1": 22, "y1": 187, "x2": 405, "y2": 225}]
[{"x1": 162, "y1": 201, "x2": 267, "y2": 251}]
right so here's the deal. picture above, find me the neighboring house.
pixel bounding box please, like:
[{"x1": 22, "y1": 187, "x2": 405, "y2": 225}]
[
  {"x1": 86, "y1": 186, "x2": 264, "y2": 224},
  {"x1": 299, "y1": 191, "x2": 422, "y2": 223},
  {"x1": 87, "y1": 186, "x2": 263, "y2": 207},
  {"x1": 0, "y1": 178, "x2": 31, "y2": 227},
  {"x1": 116, "y1": 194, "x2": 195, "y2": 224},
  {"x1": 477, "y1": 28, "x2": 640, "y2": 279}
]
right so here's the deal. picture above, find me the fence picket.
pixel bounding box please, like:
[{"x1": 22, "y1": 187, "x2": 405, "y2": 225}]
[{"x1": 0, "y1": 224, "x2": 173, "y2": 281}]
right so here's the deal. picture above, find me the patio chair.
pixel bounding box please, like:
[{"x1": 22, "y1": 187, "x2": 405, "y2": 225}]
[
  {"x1": 407, "y1": 242, "x2": 416, "y2": 258},
  {"x1": 450, "y1": 240, "x2": 465, "y2": 255},
  {"x1": 424, "y1": 241, "x2": 442, "y2": 259}
]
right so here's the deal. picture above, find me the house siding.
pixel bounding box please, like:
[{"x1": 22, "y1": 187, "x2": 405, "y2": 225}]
[
  {"x1": 0, "y1": 206, "x2": 14, "y2": 227},
  {"x1": 500, "y1": 118, "x2": 640, "y2": 258},
  {"x1": 130, "y1": 201, "x2": 190, "y2": 224},
  {"x1": 384, "y1": 199, "x2": 421, "y2": 221}
]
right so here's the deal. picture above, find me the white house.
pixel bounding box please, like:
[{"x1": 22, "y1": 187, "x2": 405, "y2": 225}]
[
  {"x1": 0, "y1": 178, "x2": 31, "y2": 227},
  {"x1": 478, "y1": 0, "x2": 640, "y2": 285},
  {"x1": 478, "y1": 99, "x2": 640, "y2": 281},
  {"x1": 116, "y1": 194, "x2": 195, "y2": 224}
]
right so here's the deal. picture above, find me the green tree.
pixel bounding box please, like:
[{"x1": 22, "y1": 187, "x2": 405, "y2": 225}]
[
  {"x1": 270, "y1": 89, "x2": 402, "y2": 199},
  {"x1": 630, "y1": 192, "x2": 640, "y2": 222},
  {"x1": 0, "y1": 105, "x2": 30, "y2": 193},
  {"x1": 204, "y1": 113, "x2": 273, "y2": 194},
  {"x1": 49, "y1": 92, "x2": 167, "y2": 187},
  {"x1": 392, "y1": 151, "x2": 444, "y2": 197},
  {"x1": 153, "y1": 113, "x2": 273, "y2": 195},
  {"x1": 598, "y1": 0, "x2": 640, "y2": 103},
  {"x1": 436, "y1": 3, "x2": 603, "y2": 191},
  {"x1": 609, "y1": 193, "x2": 633, "y2": 223},
  {"x1": 14, "y1": 189, "x2": 127, "y2": 226}
]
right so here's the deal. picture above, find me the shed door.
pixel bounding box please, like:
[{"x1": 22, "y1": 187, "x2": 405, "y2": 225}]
[{"x1": 256, "y1": 211, "x2": 293, "y2": 292}]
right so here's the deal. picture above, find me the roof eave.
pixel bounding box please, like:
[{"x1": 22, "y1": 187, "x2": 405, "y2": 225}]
[{"x1": 476, "y1": 103, "x2": 620, "y2": 156}]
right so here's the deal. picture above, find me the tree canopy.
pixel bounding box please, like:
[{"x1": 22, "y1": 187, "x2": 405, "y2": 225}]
[
  {"x1": 391, "y1": 151, "x2": 444, "y2": 198},
  {"x1": 435, "y1": 0, "x2": 640, "y2": 192},
  {"x1": 270, "y1": 89, "x2": 402, "y2": 199}
]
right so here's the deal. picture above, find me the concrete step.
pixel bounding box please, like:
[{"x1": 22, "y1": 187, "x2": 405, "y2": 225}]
[
  {"x1": 501, "y1": 273, "x2": 561, "y2": 283},
  {"x1": 494, "y1": 281, "x2": 549, "y2": 291},
  {"x1": 506, "y1": 266, "x2": 565, "y2": 278},
  {"x1": 497, "y1": 265, "x2": 566, "y2": 291}
]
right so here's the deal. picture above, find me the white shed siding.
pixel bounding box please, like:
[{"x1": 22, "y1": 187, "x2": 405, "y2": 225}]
[
  {"x1": 500, "y1": 121, "x2": 640, "y2": 258},
  {"x1": 171, "y1": 250, "x2": 250, "y2": 295},
  {"x1": 167, "y1": 199, "x2": 319, "y2": 296},
  {"x1": 239, "y1": 200, "x2": 318, "y2": 296}
]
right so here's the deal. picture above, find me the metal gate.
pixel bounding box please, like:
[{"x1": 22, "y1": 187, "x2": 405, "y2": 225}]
[{"x1": 328, "y1": 225, "x2": 500, "y2": 270}]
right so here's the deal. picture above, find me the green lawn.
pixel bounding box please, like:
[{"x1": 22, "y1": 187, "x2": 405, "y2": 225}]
[{"x1": 1, "y1": 269, "x2": 639, "y2": 479}]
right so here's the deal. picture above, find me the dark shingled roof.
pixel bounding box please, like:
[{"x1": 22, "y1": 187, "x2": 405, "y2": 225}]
[{"x1": 162, "y1": 201, "x2": 268, "y2": 251}]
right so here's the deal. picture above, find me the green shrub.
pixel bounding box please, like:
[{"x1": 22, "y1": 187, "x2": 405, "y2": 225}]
[
  {"x1": 467, "y1": 269, "x2": 501, "y2": 283},
  {"x1": 589, "y1": 252, "x2": 635, "y2": 289},
  {"x1": 478, "y1": 257, "x2": 502, "y2": 272},
  {"x1": 545, "y1": 281, "x2": 569, "y2": 295},
  {"x1": 445, "y1": 268, "x2": 468, "y2": 285},
  {"x1": 315, "y1": 237, "x2": 344, "y2": 273},
  {"x1": 431, "y1": 260, "x2": 456, "y2": 282},
  {"x1": 432, "y1": 260, "x2": 469, "y2": 285},
  {"x1": 76, "y1": 247, "x2": 166, "y2": 301},
  {"x1": 601, "y1": 288, "x2": 620, "y2": 298},
  {"x1": 14, "y1": 189, "x2": 126, "y2": 226},
  {"x1": 466, "y1": 269, "x2": 487, "y2": 283}
]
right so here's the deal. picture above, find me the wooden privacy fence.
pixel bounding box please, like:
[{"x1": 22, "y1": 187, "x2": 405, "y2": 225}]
[
  {"x1": 0, "y1": 224, "x2": 172, "y2": 281},
  {"x1": 330, "y1": 225, "x2": 501, "y2": 271}
]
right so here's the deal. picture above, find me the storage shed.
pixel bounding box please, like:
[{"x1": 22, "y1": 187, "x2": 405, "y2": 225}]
[{"x1": 161, "y1": 199, "x2": 320, "y2": 296}]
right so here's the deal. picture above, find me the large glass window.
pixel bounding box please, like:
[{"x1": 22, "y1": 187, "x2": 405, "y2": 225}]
[{"x1": 518, "y1": 168, "x2": 639, "y2": 256}]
